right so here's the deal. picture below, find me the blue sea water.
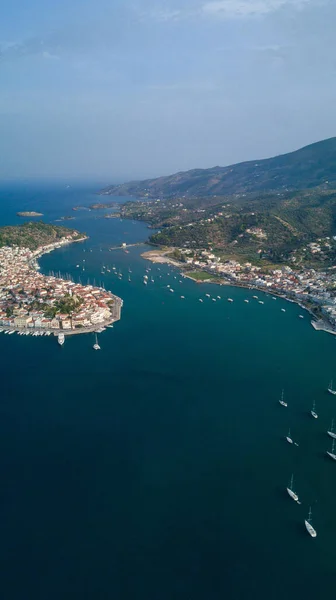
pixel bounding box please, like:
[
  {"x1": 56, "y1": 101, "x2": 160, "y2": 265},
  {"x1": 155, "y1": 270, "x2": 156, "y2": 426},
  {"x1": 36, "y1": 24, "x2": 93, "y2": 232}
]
[{"x1": 0, "y1": 181, "x2": 336, "y2": 599}]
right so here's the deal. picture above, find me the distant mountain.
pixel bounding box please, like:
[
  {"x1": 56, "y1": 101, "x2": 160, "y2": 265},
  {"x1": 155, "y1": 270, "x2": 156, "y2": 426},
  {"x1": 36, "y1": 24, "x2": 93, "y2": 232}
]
[{"x1": 100, "y1": 137, "x2": 336, "y2": 199}]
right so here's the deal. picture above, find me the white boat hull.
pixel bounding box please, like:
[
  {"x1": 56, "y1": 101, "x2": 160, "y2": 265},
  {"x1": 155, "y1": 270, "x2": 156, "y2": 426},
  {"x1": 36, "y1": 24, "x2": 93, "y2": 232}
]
[
  {"x1": 327, "y1": 451, "x2": 336, "y2": 460},
  {"x1": 286, "y1": 437, "x2": 293, "y2": 444},
  {"x1": 311, "y1": 411, "x2": 318, "y2": 419},
  {"x1": 328, "y1": 389, "x2": 336, "y2": 395},
  {"x1": 328, "y1": 431, "x2": 336, "y2": 439},
  {"x1": 305, "y1": 520, "x2": 317, "y2": 537},
  {"x1": 279, "y1": 401, "x2": 287, "y2": 407},
  {"x1": 287, "y1": 488, "x2": 298, "y2": 502}
]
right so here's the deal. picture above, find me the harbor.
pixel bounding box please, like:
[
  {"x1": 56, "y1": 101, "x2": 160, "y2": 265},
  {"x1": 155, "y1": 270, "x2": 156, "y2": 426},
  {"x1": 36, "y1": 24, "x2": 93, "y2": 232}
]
[{"x1": 2, "y1": 183, "x2": 336, "y2": 600}]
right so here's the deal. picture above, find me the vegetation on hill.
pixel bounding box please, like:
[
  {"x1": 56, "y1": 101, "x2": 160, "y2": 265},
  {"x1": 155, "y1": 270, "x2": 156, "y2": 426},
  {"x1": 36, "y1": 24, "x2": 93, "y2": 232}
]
[
  {"x1": 114, "y1": 186, "x2": 336, "y2": 267},
  {"x1": 100, "y1": 137, "x2": 336, "y2": 199},
  {"x1": 0, "y1": 221, "x2": 85, "y2": 251}
]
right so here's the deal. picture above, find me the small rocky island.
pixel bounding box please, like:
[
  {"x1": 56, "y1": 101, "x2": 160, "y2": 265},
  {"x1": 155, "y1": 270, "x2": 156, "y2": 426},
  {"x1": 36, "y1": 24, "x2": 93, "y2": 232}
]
[
  {"x1": 0, "y1": 221, "x2": 122, "y2": 337},
  {"x1": 17, "y1": 211, "x2": 43, "y2": 217}
]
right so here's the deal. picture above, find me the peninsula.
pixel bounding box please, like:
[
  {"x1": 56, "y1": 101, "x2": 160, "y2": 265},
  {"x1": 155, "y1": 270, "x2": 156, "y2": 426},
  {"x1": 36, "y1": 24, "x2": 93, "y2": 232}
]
[{"x1": 0, "y1": 222, "x2": 122, "y2": 336}]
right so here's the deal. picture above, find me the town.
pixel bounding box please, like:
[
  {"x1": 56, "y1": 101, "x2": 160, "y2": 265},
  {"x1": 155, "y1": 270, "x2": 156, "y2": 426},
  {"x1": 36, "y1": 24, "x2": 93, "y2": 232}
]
[
  {"x1": 145, "y1": 238, "x2": 336, "y2": 334},
  {"x1": 0, "y1": 237, "x2": 122, "y2": 336},
  {"x1": 179, "y1": 245, "x2": 336, "y2": 332}
]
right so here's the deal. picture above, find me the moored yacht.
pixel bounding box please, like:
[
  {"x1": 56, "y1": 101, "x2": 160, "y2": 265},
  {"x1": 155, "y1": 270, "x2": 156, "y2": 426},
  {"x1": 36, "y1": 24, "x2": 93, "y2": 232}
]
[
  {"x1": 328, "y1": 380, "x2": 336, "y2": 395},
  {"x1": 279, "y1": 390, "x2": 287, "y2": 407},
  {"x1": 287, "y1": 474, "x2": 299, "y2": 503},
  {"x1": 58, "y1": 333, "x2": 65, "y2": 346},
  {"x1": 311, "y1": 401, "x2": 318, "y2": 419},
  {"x1": 327, "y1": 438, "x2": 336, "y2": 460},
  {"x1": 305, "y1": 507, "x2": 317, "y2": 538},
  {"x1": 327, "y1": 419, "x2": 336, "y2": 439},
  {"x1": 93, "y1": 333, "x2": 101, "y2": 351},
  {"x1": 286, "y1": 428, "x2": 293, "y2": 444}
]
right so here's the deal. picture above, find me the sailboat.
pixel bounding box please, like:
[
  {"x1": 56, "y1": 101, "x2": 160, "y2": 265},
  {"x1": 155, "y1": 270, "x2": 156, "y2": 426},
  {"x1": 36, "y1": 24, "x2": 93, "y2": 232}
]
[
  {"x1": 286, "y1": 428, "x2": 293, "y2": 444},
  {"x1": 93, "y1": 333, "x2": 101, "y2": 351},
  {"x1": 327, "y1": 419, "x2": 336, "y2": 440},
  {"x1": 327, "y1": 438, "x2": 336, "y2": 460},
  {"x1": 286, "y1": 474, "x2": 299, "y2": 503},
  {"x1": 328, "y1": 380, "x2": 336, "y2": 395},
  {"x1": 279, "y1": 390, "x2": 287, "y2": 407},
  {"x1": 305, "y1": 507, "x2": 317, "y2": 538},
  {"x1": 311, "y1": 401, "x2": 318, "y2": 419}
]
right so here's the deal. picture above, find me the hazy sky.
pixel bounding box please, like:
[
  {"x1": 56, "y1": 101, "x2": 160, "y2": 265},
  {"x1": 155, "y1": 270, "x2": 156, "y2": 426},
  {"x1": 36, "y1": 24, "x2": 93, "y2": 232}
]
[{"x1": 1, "y1": 0, "x2": 335, "y2": 181}]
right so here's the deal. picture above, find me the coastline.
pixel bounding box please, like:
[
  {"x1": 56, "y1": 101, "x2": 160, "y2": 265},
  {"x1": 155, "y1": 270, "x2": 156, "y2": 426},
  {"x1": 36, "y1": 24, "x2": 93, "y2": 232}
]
[
  {"x1": 141, "y1": 248, "x2": 335, "y2": 335},
  {"x1": 1, "y1": 234, "x2": 123, "y2": 338},
  {"x1": 1, "y1": 317, "x2": 117, "y2": 337}
]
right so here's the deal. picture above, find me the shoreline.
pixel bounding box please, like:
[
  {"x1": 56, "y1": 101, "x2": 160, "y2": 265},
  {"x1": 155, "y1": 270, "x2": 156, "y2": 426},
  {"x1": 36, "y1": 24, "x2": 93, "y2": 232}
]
[
  {"x1": 141, "y1": 248, "x2": 336, "y2": 336},
  {"x1": 3, "y1": 234, "x2": 123, "y2": 338},
  {"x1": 1, "y1": 317, "x2": 116, "y2": 337}
]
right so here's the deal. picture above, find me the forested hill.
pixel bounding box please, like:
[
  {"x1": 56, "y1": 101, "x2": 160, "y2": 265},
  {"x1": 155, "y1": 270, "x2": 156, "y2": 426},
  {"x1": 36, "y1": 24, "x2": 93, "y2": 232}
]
[{"x1": 100, "y1": 137, "x2": 336, "y2": 199}]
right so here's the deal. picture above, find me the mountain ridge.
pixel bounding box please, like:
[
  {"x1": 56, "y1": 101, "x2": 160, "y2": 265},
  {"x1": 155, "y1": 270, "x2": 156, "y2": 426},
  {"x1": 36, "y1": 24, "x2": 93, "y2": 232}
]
[{"x1": 100, "y1": 137, "x2": 336, "y2": 199}]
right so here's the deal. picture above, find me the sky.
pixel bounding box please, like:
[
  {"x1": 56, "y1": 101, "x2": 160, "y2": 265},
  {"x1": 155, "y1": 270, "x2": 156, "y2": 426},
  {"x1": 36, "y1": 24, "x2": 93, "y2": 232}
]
[{"x1": 0, "y1": 0, "x2": 335, "y2": 181}]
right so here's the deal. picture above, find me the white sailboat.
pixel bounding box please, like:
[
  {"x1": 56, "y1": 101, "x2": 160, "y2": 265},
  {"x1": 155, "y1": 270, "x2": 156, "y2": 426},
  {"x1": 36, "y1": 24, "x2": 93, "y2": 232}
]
[
  {"x1": 93, "y1": 333, "x2": 101, "y2": 351},
  {"x1": 305, "y1": 507, "x2": 317, "y2": 538},
  {"x1": 286, "y1": 428, "x2": 293, "y2": 444},
  {"x1": 286, "y1": 474, "x2": 299, "y2": 502},
  {"x1": 327, "y1": 419, "x2": 336, "y2": 440},
  {"x1": 327, "y1": 438, "x2": 336, "y2": 460},
  {"x1": 311, "y1": 401, "x2": 318, "y2": 419},
  {"x1": 328, "y1": 380, "x2": 336, "y2": 395},
  {"x1": 279, "y1": 390, "x2": 287, "y2": 407}
]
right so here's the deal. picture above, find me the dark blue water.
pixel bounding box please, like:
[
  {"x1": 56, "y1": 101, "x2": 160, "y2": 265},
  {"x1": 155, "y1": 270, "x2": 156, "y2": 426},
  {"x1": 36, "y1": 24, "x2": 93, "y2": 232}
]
[{"x1": 0, "y1": 182, "x2": 336, "y2": 599}]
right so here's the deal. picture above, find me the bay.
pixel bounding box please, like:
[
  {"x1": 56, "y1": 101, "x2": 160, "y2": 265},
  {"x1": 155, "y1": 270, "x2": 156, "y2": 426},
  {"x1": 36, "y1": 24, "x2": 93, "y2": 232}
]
[{"x1": 0, "y1": 182, "x2": 335, "y2": 599}]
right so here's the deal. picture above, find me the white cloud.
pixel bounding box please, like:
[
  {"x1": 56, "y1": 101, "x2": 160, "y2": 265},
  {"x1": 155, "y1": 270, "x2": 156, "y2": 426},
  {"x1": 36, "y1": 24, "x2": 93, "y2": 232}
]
[
  {"x1": 42, "y1": 51, "x2": 60, "y2": 60},
  {"x1": 139, "y1": 0, "x2": 321, "y2": 22},
  {"x1": 201, "y1": 0, "x2": 313, "y2": 18},
  {"x1": 136, "y1": 7, "x2": 183, "y2": 22},
  {"x1": 151, "y1": 9, "x2": 182, "y2": 20}
]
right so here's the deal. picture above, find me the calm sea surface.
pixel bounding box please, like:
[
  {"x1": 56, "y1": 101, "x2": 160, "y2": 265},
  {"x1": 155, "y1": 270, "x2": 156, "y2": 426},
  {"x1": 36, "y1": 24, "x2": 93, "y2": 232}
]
[{"x1": 0, "y1": 181, "x2": 336, "y2": 599}]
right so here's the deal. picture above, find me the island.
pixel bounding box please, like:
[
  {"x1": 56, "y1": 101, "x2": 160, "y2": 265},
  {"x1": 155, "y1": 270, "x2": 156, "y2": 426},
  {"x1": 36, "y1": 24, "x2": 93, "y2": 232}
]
[
  {"x1": 17, "y1": 211, "x2": 43, "y2": 217},
  {"x1": 0, "y1": 222, "x2": 122, "y2": 337}
]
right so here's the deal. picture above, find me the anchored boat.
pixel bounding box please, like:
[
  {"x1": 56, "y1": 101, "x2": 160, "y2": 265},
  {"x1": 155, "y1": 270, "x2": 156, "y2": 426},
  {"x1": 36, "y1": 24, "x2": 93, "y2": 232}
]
[
  {"x1": 311, "y1": 401, "x2": 318, "y2": 419},
  {"x1": 305, "y1": 507, "x2": 317, "y2": 538},
  {"x1": 279, "y1": 390, "x2": 287, "y2": 407},
  {"x1": 327, "y1": 419, "x2": 336, "y2": 440},
  {"x1": 328, "y1": 380, "x2": 336, "y2": 395},
  {"x1": 93, "y1": 333, "x2": 101, "y2": 351},
  {"x1": 286, "y1": 428, "x2": 293, "y2": 444},
  {"x1": 327, "y1": 438, "x2": 336, "y2": 460},
  {"x1": 287, "y1": 474, "x2": 299, "y2": 503}
]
